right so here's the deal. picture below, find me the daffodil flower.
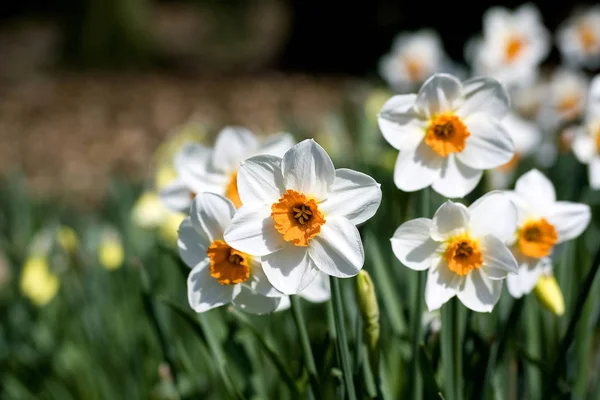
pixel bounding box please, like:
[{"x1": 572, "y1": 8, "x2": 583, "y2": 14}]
[
  {"x1": 538, "y1": 68, "x2": 588, "y2": 128},
  {"x1": 573, "y1": 76, "x2": 600, "y2": 189},
  {"x1": 162, "y1": 126, "x2": 294, "y2": 212},
  {"x1": 467, "y1": 4, "x2": 550, "y2": 88},
  {"x1": 391, "y1": 192, "x2": 519, "y2": 312},
  {"x1": 557, "y1": 6, "x2": 600, "y2": 69},
  {"x1": 223, "y1": 139, "x2": 382, "y2": 295},
  {"x1": 505, "y1": 169, "x2": 590, "y2": 298},
  {"x1": 378, "y1": 73, "x2": 514, "y2": 198},
  {"x1": 178, "y1": 193, "x2": 282, "y2": 314}
]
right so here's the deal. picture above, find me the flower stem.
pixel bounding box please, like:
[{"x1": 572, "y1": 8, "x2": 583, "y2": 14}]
[
  {"x1": 290, "y1": 295, "x2": 321, "y2": 399},
  {"x1": 441, "y1": 298, "x2": 463, "y2": 400},
  {"x1": 330, "y1": 276, "x2": 357, "y2": 400}
]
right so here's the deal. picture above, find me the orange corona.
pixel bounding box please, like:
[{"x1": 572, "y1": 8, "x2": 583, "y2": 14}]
[
  {"x1": 271, "y1": 190, "x2": 325, "y2": 246},
  {"x1": 207, "y1": 240, "x2": 251, "y2": 285},
  {"x1": 444, "y1": 235, "x2": 483, "y2": 276},
  {"x1": 425, "y1": 113, "x2": 470, "y2": 157},
  {"x1": 225, "y1": 171, "x2": 242, "y2": 208},
  {"x1": 505, "y1": 37, "x2": 524, "y2": 63},
  {"x1": 518, "y1": 218, "x2": 558, "y2": 258}
]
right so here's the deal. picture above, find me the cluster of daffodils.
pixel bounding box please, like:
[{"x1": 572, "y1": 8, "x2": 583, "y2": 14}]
[{"x1": 176, "y1": 136, "x2": 382, "y2": 313}]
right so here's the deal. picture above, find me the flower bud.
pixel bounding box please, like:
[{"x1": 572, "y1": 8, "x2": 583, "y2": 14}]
[
  {"x1": 20, "y1": 256, "x2": 60, "y2": 306},
  {"x1": 57, "y1": 225, "x2": 79, "y2": 255},
  {"x1": 356, "y1": 270, "x2": 380, "y2": 375},
  {"x1": 534, "y1": 274, "x2": 565, "y2": 316},
  {"x1": 98, "y1": 232, "x2": 124, "y2": 271}
]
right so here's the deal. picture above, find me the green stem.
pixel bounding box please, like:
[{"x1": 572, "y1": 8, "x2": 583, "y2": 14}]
[
  {"x1": 543, "y1": 245, "x2": 600, "y2": 398},
  {"x1": 452, "y1": 300, "x2": 462, "y2": 400},
  {"x1": 442, "y1": 299, "x2": 462, "y2": 400},
  {"x1": 290, "y1": 295, "x2": 321, "y2": 399},
  {"x1": 330, "y1": 276, "x2": 357, "y2": 400}
]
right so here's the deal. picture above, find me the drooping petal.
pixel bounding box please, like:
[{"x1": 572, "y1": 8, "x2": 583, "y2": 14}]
[
  {"x1": 232, "y1": 286, "x2": 281, "y2": 314},
  {"x1": 319, "y1": 169, "x2": 382, "y2": 225},
  {"x1": 178, "y1": 217, "x2": 210, "y2": 268},
  {"x1": 514, "y1": 169, "x2": 556, "y2": 213},
  {"x1": 187, "y1": 259, "x2": 241, "y2": 313},
  {"x1": 246, "y1": 259, "x2": 283, "y2": 298},
  {"x1": 211, "y1": 126, "x2": 259, "y2": 174},
  {"x1": 224, "y1": 205, "x2": 287, "y2": 256},
  {"x1": 237, "y1": 155, "x2": 285, "y2": 206},
  {"x1": 430, "y1": 201, "x2": 470, "y2": 241},
  {"x1": 159, "y1": 179, "x2": 193, "y2": 213},
  {"x1": 468, "y1": 191, "x2": 517, "y2": 243},
  {"x1": 506, "y1": 258, "x2": 546, "y2": 298},
  {"x1": 282, "y1": 139, "x2": 335, "y2": 199},
  {"x1": 261, "y1": 245, "x2": 319, "y2": 295},
  {"x1": 425, "y1": 258, "x2": 462, "y2": 311},
  {"x1": 547, "y1": 201, "x2": 591, "y2": 243},
  {"x1": 257, "y1": 133, "x2": 296, "y2": 158},
  {"x1": 480, "y1": 235, "x2": 518, "y2": 279},
  {"x1": 190, "y1": 193, "x2": 236, "y2": 242},
  {"x1": 458, "y1": 114, "x2": 514, "y2": 169},
  {"x1": 308, "y1": 217, "x2": 364, "y2": 278},
  {"x1": 456, "y1": 77, "x2": 510, "y2": 120},
  {"x1": 456, "y1": 269, "x2": 502, "y2": 313},
  {"x1": 378, "y1": 94, "x2": 427, "y2": 151},
  {"x1": 393, "y1": 141, "x2": 443, "y2": 192},
  {"x1": 391, "y1": 218, "x2": 441, "y2": 270},
  {"x1": 432, "y1": 156, "x2": 483, "y2": 198},
  {"x1": 415, "y1": 74, "x2": 463, "y2": 118}
]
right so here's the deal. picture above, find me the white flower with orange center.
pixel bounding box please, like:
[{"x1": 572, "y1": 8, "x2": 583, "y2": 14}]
[
  {"x1": 540, "y1": 68, "x2": 588, "y2": 126},
  {"x1": 391, "y1": 192, "x2": 519, "y2": 312},
  {"x1": 573, "y1": 76, "x2": 600, "y2": 189},
  {"x1": 468, "y1": 4, "x2": 550, "y2": 88},
  {"x1": 557, "y1": 7, "x2": 600, "y2": 69},
  {"x1": 378, "y1": 73, "x2": 515, "y2": 198},
  {"x1": 505, "y1": 170, "x2": 591, "y2": 298},
  {"x1": 161, "y1": 126, "x2": 294, "y2": 212},
  {"x1": 178, "y1": 193, "x2": 283, "y2": 314},
  {"x1": 378, "y1": 30, "x2": 450, "y2": 91},
  {"x1": 223, "y1": 139, "x2": 382, "y2": 295}
]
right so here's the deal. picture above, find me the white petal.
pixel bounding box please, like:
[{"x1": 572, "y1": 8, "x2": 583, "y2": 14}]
[
  {"x1": 391, "y1": 218, "x2": 441, "y2": 271},
  {"x1": 159, "y1": 179, "x2": 193, "y2": 213},
  {"x1": 547, "y1": 201, "x2": 591, "y2": 243},
  {"x1": 393, "y1": 141, "x2": 443, "y2": 192},
  {"x1": 572, "y1": 133, "x2": 597, "y2": 163},
  {"x1": 430, "y1": 201, "x2": 469, "y2": 241},
  {"x1": 458, "y1": 114, "x2": 514, "y2": 169},
  {"x1": 190, "y1": 193, "x2": 236, "y2": 242},
  {"x1": 261, "y1": 245, "x2": 320, "y2": 295},
  {"x1": 468, "y1": 191, "x2": 517, "y2": 243},
  {"x1": 415, "y1": 74, "x2": 463, "y2": 118},
  {"x1": 174, "y1": 143, "x2": 213, "y2": 191},
  {"x1": 378, "y1": 94, "x2": 426, "y2": 150},
  {"x1": 308, "y1": 217, "x2": 364, "y2": 278},
  {"x1": 178, "y1": 217, "x2": 209, "y2": 268},
  {"x1": 425, "y1": 258, "x2": 462, "y2": 311},
  {"x1": 457, "y1": 77, "x2": 509, "y2": 120},
  {"x1": 223, "y1": 205, "x2": 286, "y2": 257},
  {"x1": 480, "y1": 235, "x2": 518, "y2": 279},
  {"x1": 187, "y1": 259, "x2": 241, "y2": 313},
  {"x1": 432, "y1": 156, "x2": 483, "y2": 198},
  {"x1": 456, "y1": 269, "x2": 502, "y2": 313},
  {"x1": 590, "y1": 158, "x2": 600, "y2": 189},
  {"x1": 237, "y1": 155, "x2": 285, "y2": 206},
  {"x1": 246, "y1": 259, "x2": 283, "y2": 298},
  {"x1": 506, "y1": 258, "x2": 545, "y2": 298},
  {"x1": 232, "y1": 286, "x2": 281, "y2": 314},
  {"x1": 212, "y1": 126, "x2": 259, "y2": 173},
  {"x1": 514, "y1": 169, "x2": 556, "y2": 212},
  {"x1": 282, "y1": 139, "x2": 335, "y2": 199},
  {"x1": 319, "y1": 169, "x2": 382, "y2": 225},
  {"x1": 274, "y1": 296, "x2": 291, "y2": 312},
  {"x1": 257, "y1": 133, "x2": 296, "y2": 158},
  {"x1": 299, "y1": 272, "x2": 331, "y2": 303}
]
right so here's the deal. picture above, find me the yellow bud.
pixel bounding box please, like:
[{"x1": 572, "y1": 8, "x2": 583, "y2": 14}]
[
  {"x1": 57, "y1": 225, "x2": 79, "y2": 254},
  {"x1": 534, "y1": 275, "x2": 565, "y2": 316},
  {"x1": 356, "y1": 270, "x2": 380, "y2": 375},
  {"x1": 159, "y1": 212, "x2": 186, "y2": 244},
  {"x1": 99, "y1": 236, "x2": 125, "y2": 271},
  {"x1": 20, "y1": 256, "x2": 60, "y2": 306},
  {"x1": 132, "y1": 192, "x2": 169, "y2": 229}
]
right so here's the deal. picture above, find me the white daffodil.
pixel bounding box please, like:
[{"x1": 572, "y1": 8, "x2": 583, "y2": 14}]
[
  {"x1": 178, "y1": 193, "x2": 282, "y2": 314},
  {"x1": 275, "y1": 272, "x2": 331, "y2": 311},
  {"x1": 391, "y1": 192, "x2": 518, "y2": 312},
  {"x1": 557, "y1": 6, "x2": 600, "y2": 69},
  {"x1": 161, "y1": 126, "x2": 295, "y2": 212},
  {"x1": 489, "y1": 113, "x2": 542, "y2": 189},
  {"x1": 573, "y1": 76, "x2": 600, "y2": 189},
  {"x1": 379, "y1": 30, "x2": 451, "y2": 92},
  {"x1": 539, "y1": 68, "x2": 588, "y2": 128},
  {"x1": 468, "y1": 4, "x2": 550, "y2": 88},
  {"x1": 223, "y1": 139, "x2": 382, "y2": 295},
  {"x1": 378, "y1": 73, "x2": 514, "y2": 198},
  {"x1": 505, "y1": 169, "x2": 590, "y2": 298}
]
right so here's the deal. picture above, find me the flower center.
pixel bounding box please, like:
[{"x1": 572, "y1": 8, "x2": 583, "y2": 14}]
[
  {"x1": 190, "y1": 192, "x2": 197, "y2": 200},
  {"x1": 225, "y1": 171, "x2": 242, "y2": 208},
  {"x1": 425, "y1": 113, "x2": 470, "y2": 157},
  {"x1": 271, "y1": 189, "x2": 325, "y2": 247},
  {"x1": 557, "y1": 94, "x2": 581, "y2": 119},
  {"x1": 518, "y1": 218, "x2": 558, "y2": 258},
  {"x1": 444, "y1": 234, "x2": 483, "y2": 276},
  {"x1": 596, "y1": 130, "x2": 600, "y2": 154},
  {"x1": 505, "y1": 36, "x2": 524, "y2": 63},
  {"x1": 497, "y1": 153, "x2": 519, "y2": 172},
  {"x1": 405, "y1": 58, "x2": 423, "y2": 82},
  {"x1": 207, "y1": 240, "x2": 251, "y2": 285},
  {"x1": 578, "y1": 23, "x2": 597, "y2": 53}
]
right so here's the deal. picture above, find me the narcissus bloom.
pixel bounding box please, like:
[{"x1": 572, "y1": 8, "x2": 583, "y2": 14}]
[
  {"x1": 573, "y1": 76, "x2": 600, "y2": 189},
  {"x1": 540, "y1": 68, "x2": 588, "y2": 126},
  {"x1": 468, "y1": 4, "x2": 550, "y2": 88},
  {"x1": 178, "y1": 193, "x2": 282, "y2": 314},
  {"x1": 379, "y1": 30, "x2": 451, "y2": 91},
  {"x1": 391, "y1": 192, "x2": 518, "y2": 312},
  {"x1": 506, "y1": 170, "x2": 590, "y2": 298},
  {"x1": 162, "y1": 127, "x2": 294, "y2": 212},
  {"x1": 378, "y1": 73, "x2": 514, "y2": 198},
  {"x1": 223, "y1": 139, "x2": 382, "y2": 294},
  {"x1": 557, "y1": 7, "x2": 600, "y2": 69}
]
